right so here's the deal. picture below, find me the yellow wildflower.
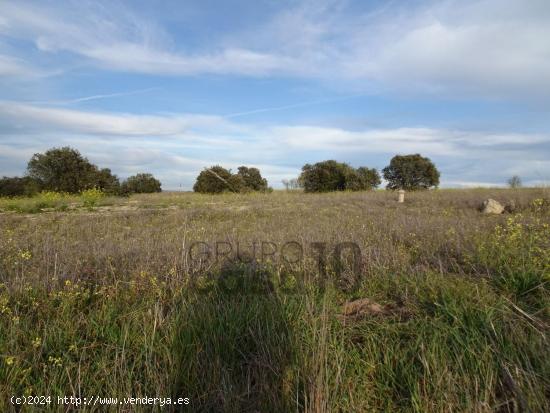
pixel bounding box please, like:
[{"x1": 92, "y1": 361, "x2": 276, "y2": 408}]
[
  {"x1": 48, "y1": 355, "x2": 62, "y2": 367},
  {"x1": 19, "y1": 250, "x2": 32, "y2": 260}
]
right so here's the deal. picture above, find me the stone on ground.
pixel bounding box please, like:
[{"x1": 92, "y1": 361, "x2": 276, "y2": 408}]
[{"x1": 481, "y1": 198, "x2": 504, "y2": 214}]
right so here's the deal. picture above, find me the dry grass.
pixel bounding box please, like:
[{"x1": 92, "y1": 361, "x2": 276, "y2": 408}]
[{"x1": 0, "y1": 188, "x2": 548, "y2": 412}]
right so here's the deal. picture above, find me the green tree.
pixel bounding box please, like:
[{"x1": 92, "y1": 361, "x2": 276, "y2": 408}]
[
  {"x1": 27, "y1": 147, "x2": 99, "y2": 193},
  {"x1": 228, "y1": 173, "x2": 247, "y2": 193},
  {"x1": 121, "y1": 173, "x2": 162, "y2": 194},
  {"x1": 92, "y1": 168, "x2": 121, "y2": 195},
  {"x1": 193, "y1": 166, "x2": 234, "y2": 193},
  {"x1": 300, "y1": 161, "x2": 346, "y2": 192},
  {"x1": 382, "y1": 154, "x2": 440, "y2": 190},
  {"x1": 193, "y1": 166, "x2": 270, "y2": 194},
  {"x1": 345, "y1": 167, "x2": 381, "y2": 191},
  {"x1": 0, "y1": 176, "x2": 41, "y2": 197},
  {"x1": 299, "y1": 160, "x2": 380, "y2": 192},
  {"x1": 236, "y1": 166, "x2": 268, "y2": 191}
]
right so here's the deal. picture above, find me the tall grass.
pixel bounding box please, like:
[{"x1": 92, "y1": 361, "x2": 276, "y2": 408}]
[{"x1": 0, "y1": 189, "x2": 548, "y2": 411}]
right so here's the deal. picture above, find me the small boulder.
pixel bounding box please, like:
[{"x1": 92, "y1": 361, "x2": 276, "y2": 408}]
[{"x1": 481, "y1": 198, "x2": 504, "y2": 214}]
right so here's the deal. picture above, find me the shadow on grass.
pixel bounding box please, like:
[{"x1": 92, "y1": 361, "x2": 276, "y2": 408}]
[{"x1": 171, "y1": 261, "x2": 298, "y2": 412}]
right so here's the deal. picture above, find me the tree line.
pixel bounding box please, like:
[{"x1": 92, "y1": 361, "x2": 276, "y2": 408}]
[
  {"x1": 0, "y1": 147, "x2": 161, "y2": 197},
  {"x1": 1, "y1": 146, "x2": 441, "y2": 197},
  {"x1": 294, "y1": 155, "x2": 439, "y2": 193},
  {"x1": 188, "y1": 154, "x2": 439, "y2": 193}
]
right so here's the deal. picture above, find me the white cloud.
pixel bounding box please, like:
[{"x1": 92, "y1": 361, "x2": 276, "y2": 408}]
[
  {"x1": 2, "y1": 0, "x2": 550, "y2": 99},
  {"x1": 84, "y1": 45, "x2": 299, "y2": 76},
  {"x1": 350, "y1": 0, "x2": 550, "y2": 98},
  {"x1": 0, "y1": 54, "x2": 36, "y2": 77},
  {"x1": 273, "y1": 126, "x2": 456, "y2": 156},
  {"x1": 445, "y1": 180, "x2": 506, "y2": 188},
  {"x1": 1, "y1": 1, "x2": 549, "y2": 189},
  {"x1": 0, "y1": 101, "x2": 233, "y2": 136},
  {"x1": 0, "y1": 1, "x2": 297, "y2": 77},
  {"x1": 269, "y1": 126, "x2": 550, "y2": 157},
  {"x1": 0, "y1": 143, "x2": 34, "y2": 160},
  {"x1": 1, "y1": 102, "x2": 548, "y2": 188}
]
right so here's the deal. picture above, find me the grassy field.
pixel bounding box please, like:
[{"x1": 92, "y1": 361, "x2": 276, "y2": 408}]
[{"x1": 0, "y1": 188, "x2": 549, "y2": 412}]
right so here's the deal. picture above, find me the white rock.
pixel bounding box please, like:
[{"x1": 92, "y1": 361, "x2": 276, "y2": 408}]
[{"x1": 481, "y1": 198, "x2": 504, "y2": 214}]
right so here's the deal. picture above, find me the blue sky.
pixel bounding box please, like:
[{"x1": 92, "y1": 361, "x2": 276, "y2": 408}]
[{"x1": 1, "y1": 0, "x2": 549, "y2": 189}]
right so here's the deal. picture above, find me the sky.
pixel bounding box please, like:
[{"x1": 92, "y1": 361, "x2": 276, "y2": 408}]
[{"x1": 1, "y1": 0, "x2": 550, "y2": 189}]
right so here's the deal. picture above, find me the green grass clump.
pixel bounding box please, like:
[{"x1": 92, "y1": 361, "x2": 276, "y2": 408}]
[
  {"x1": 2, "y1": 273, "x2": 547, "y2": 412},
  {"x1": 469, "y1": 212, "x2": 549, "y2": 311},
  {"x1": 0, "y1": 191, "x2": 74, "y2": 213},
  {"x1": 172, "y1": 288, "x2": 297, "y2": 412}
]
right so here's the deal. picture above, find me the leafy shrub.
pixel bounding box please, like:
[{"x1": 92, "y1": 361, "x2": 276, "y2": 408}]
[
  {"x1": 121, "y1": 173, "x2": 162, "y2": 194},
  {"x1": 34, "y1": 191, "x2": 72, "y2": 211},
  {"x1": 345, "y1": 167, "x2": 382, "y2": 191},
  {"x1": 193, "y1": 166, "x2": 270, "y2": 194},
  {"x1": 530, "y1": 197, "x2": 549, "y2": 214},
  {"x1": 36, "y1": 191, "x2": 61, "y2": 205},
  {"x1": 299, "y1": 160, "x2": 380, "y2": 192},
  {"x1": 236, "y1": 167, "x2": 268, "y2": 192},
  {"x1": 470, "y1": 214, "x2": 549, "y2": 309},
  {"x1": 81, "y1": 188, "x2": 105, "y2": 209},
  {"x1": 193, "y1": 166, "x2": 233, "y2": 194},
  {"x1": 18, "y1": 146, "x2": 122, "y2": 194},
  {"x1": 94, "y1": 168, "x2": 121, "y2": 195},
  {"x1": 27, "y1": 147, "x2": 97, "y2": 193}
]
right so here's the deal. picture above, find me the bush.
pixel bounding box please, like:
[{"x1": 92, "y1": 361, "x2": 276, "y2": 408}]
[
  {"x1": 236, "y1": 167, "x2": 268, "y2": 192},
  {"x1": 81, "y1": 188, "x2": 106, "y2": 209},
  {"x1": 299, "y1": 160, "x2": 380, "y2": 193},
  {"x1": 0, "y1": 176, "x2": 41, "y2": 197},
  {"x1": 469, "y1": 214, "x2": 549, "y2": 310},
  {"x1": 26, "y1": 147, "x2": 121, "y2": 194},
  {"x1": 193, "y1": 166, "x2": 270, "y2": 194},
  {"x1": 382, "y1": 154, "x2": 440, "y2": 190},
  {"x1": 345, "y1": 167, "x2": 382, "y2": 191},
  {"x1": 94, "y1": 168, "x2": 121, "y2": 195},
  {"x1": 121, "y1": 173, "x2": 162, "y2": 194},
  {"x1": 193, "y1": 166, "x2": 233, "y2": 193},
  {"x1": 228, "y1": 174, "x2": 247, "y2": 193},
  {"x1": 27, "y1": 147, "x2": 98, "y2": 193},
  {"x1": 20, "y1": 191, "x2": 71, "y2": 213}
]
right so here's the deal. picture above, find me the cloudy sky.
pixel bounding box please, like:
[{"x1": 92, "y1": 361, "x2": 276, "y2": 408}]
[{"x1": 1, "y1": 0, "x2": 549, "y2": 189}]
